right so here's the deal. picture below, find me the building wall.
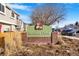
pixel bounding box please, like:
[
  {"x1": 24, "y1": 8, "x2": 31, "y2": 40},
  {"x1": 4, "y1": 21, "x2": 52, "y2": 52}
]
[
  {"x1": 20, "y1": 21, "x2": 27, "y2": 32},
  {"x1": 17, "y1": 19, "x2": 26, "y2": 32},
  {"x1": 1, "y1": 24, "x2": 11, "y2": 32},
  {"x1": 0, "y1": 3, "x2": 20, "y2": 32},
  {"x1": 20, "y1": 21, "x2": 24, "y2": 31},
  {"x1": 0, "y1": 3, "x2": 26, "y2": 32},
  {"x1": 0, "y1": 3, "x2": 17, "y2": 25}
]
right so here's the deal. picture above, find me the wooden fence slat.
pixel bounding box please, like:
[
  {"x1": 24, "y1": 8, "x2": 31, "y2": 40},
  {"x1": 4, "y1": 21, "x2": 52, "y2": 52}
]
[{"x1": 0, "y1": 32, "x2": 26, "y2": 55}]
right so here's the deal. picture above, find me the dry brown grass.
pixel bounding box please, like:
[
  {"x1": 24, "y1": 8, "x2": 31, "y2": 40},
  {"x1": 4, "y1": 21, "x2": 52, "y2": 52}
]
[
  {"x1": 5, "y1": 38, "x2": 79, "y2": 56},
  {"x1": 1, "y1": 36, "x2": 79, "y2": 56}
]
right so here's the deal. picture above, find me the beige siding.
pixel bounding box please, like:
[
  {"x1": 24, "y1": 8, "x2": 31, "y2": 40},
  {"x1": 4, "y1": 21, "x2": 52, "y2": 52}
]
[
  {"x1": 20, "y1": 22, "x2": 24, "y2": 31},
  {"x1": 0, "y1": 3, "x2": 25, "y2": 32},
  {"x1": 0, "y1": 4, "x2": 17, "y2": 25},
  {"x1": 5, "y1": 7, "x2": 11, "y2": 17}
]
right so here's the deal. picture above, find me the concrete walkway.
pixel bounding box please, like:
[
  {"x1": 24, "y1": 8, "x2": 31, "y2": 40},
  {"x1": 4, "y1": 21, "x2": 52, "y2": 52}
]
[{"x1": 62, "y1": 35, "x2": 79, "y2": 40}]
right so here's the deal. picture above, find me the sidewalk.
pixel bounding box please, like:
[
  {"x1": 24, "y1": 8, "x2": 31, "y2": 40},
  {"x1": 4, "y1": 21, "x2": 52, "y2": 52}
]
[{"x1": 62, "y1": 35, "x2": 79, "y2": 40}]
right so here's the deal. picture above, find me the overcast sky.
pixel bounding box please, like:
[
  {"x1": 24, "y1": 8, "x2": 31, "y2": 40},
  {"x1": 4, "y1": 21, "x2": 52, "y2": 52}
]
[{"x1": 10, "y1": 3, "x2": 79, "y2": 28}]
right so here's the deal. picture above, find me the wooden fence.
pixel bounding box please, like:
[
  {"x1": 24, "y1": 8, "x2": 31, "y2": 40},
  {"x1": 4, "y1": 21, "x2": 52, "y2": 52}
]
[
  {"x1": 0, "y1": 32, "x2": 27, "y2": 55},
  {"x1": 0, "y1": 31, "x2": 64, "y2": 55}
]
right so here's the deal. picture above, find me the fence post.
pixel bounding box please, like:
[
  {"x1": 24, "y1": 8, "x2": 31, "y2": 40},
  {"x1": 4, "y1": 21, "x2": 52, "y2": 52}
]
[
  {"x1": 21, "y1": 32, "x2": 28, "y2": 46},
  {"x1": 51, "y1": 32, "x2": 53, "y2": 44},
  {"x1": 0, "y1": 32, "x2": 5, "y2": 55},
  {"x1": 51, "y1": 32, "x2": 61, "y2": 45}
]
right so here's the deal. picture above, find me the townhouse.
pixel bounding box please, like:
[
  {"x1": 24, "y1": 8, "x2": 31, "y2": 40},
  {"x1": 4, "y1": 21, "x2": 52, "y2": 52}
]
[
  {"x1": 17, "y1": 18, "x2": 27, "y2": 32},
  {"x1": 0, "y1": 3, "x2": 26, "y2": 32}
]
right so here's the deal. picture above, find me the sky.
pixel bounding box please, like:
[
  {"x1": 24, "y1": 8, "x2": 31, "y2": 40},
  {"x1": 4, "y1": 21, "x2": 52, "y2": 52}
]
[{"x1": 10, "y1": 3, "x2": 79, "y2": 28}]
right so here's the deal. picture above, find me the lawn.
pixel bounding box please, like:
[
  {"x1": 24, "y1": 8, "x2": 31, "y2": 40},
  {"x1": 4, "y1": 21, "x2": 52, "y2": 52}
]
[{"x1": 27, "y1": 25, "x2": 52, "y2": 37}]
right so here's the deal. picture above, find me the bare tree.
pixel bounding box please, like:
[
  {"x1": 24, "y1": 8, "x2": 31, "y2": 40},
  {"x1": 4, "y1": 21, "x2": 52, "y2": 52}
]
[{"x1": 31, "y1": 4, "x2": 66, "y2": 25}]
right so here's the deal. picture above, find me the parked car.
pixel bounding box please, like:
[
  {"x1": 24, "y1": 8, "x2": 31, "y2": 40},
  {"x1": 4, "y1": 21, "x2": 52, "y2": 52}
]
[
  {"x1": 61, "y1": 28, "x2": 76, "y2": 36},
  {"x1": 76, "y1": 30, "x2": 79, "y2": 33}
]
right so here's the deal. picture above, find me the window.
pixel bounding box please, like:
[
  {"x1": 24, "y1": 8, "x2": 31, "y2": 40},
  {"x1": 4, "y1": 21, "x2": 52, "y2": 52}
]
[
  {"x1": 12, "y1": 12, "x2": 14, "y2": 17},
  {"x1": 0, "y1": 3, "x2": 5, "y2": 12},
  {"x1": 0, "y1": 4, "x2": 1, "y2": 11},
  {"x1": 16, "y1": 15, "x2": 18, "y2": 19},
  {"x1": 2, "y1": 5, "x2": 4, "y2": 12}
]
